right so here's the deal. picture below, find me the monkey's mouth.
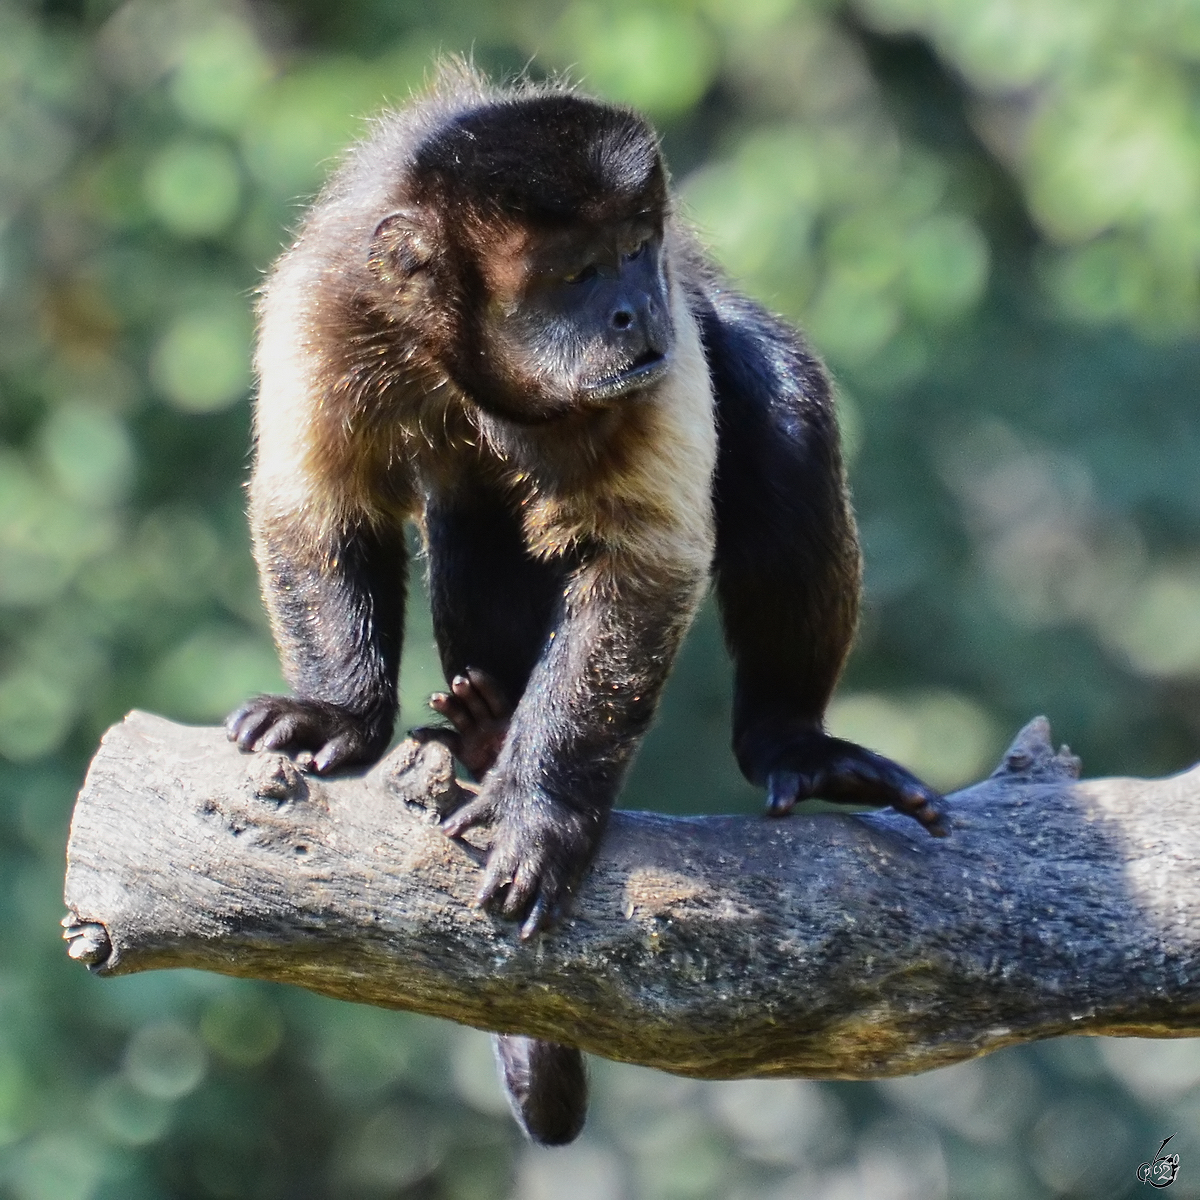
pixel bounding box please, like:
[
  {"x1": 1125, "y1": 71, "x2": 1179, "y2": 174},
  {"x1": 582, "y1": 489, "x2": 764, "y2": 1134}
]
[{"x1": 582, "y1": 351, "x2": 670, "y2": 402}]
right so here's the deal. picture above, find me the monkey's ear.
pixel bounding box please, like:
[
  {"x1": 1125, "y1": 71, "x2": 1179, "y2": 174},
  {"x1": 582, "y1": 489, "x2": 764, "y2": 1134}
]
[{"x1": 369, "y1": 210, "x2": 433, "y2": 282}]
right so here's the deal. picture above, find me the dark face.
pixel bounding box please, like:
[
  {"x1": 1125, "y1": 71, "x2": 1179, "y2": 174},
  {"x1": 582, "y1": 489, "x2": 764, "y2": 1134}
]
[{"x1": 470, "y1": 217, "x2": 676, "y2": 423}]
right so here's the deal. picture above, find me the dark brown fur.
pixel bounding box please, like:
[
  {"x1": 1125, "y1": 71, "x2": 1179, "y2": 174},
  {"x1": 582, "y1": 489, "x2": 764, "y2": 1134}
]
[{"x1": 228, "y1": 63, "x2": 945, "y2": 1145}]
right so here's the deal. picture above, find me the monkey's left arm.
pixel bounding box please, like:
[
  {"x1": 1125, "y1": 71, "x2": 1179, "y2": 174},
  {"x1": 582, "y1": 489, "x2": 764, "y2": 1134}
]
[
  {"x1": 442, "y1": 555, "x2": 706, "y2": 937},
  {"x1": 697, "y1": 288, "x2": 946, "y2": 836}
]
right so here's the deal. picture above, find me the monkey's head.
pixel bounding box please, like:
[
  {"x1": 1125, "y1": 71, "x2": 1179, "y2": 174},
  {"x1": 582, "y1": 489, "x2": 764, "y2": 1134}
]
[{"x1": 368, "y1": 93, "x2": 676, "y2": 424}]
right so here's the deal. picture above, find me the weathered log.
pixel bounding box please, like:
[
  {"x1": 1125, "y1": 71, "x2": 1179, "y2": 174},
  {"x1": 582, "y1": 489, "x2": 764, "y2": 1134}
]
[{"x1": 63, "y1": 711, "x2": 1200, "y2": 1079}]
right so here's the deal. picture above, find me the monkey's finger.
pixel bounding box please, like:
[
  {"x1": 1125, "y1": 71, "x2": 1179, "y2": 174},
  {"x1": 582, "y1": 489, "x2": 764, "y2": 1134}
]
[
  {"x1": 465, "y1": 667, "x2": 509, "y2": 720},
  {"x1": 451, "y1": 674, "x2": 493, "y2": 726},
  {"x1": 225, "y1": 704, "x2": 253, "y2": 741},
  {"x1": 474, "y1": 854, "x2": 517, "y2": 910},
  {"x1": 520, "y1": 892, "x2": 560, "y2": 940},
  {"x1": 227, "y1": 703, "x2": 278, "y2": 751},
  {"x1": 500, "y1": 859, "x2": 543, "y2": 921},
  {"x1": 310, "y1": 732, "x2": 361, "y2": 774},
  {"x1": 256, "y1": 713, "x2": 309, "y2": 753},
  {"x1": 441, "y1": 794, "x2": 496, "y2": 838}
]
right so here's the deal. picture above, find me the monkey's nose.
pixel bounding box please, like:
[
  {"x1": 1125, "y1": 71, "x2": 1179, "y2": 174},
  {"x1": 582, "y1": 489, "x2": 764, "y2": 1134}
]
[{"x1": 610, "y1": 306, "x2": 634, "y2": 331}]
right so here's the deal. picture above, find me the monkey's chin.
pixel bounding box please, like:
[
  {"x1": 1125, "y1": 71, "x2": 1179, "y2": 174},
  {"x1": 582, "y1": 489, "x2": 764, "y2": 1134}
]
[{"x1": 580, "y1": 351, "x2": 670, "y2": 404}]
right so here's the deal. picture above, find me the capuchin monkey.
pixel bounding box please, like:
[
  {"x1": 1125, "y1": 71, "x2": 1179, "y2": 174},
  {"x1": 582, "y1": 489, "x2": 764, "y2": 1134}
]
[{"x1": 227, "y1": 62, "x2": 946, "y2": 1146}]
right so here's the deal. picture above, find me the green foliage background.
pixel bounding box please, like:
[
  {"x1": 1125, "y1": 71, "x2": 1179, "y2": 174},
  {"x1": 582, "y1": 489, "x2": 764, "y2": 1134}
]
[{"x1": 2, "y1": 0, "x2": 1200, "y2": 1196}]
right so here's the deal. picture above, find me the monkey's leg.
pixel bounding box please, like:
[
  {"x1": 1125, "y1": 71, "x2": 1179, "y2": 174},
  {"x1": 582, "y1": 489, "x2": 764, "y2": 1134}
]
[
  {"x1": 425, "y1": 478, "x2": 565, "y2": 691},
  {"x1": 701, "y1": 292, "x2": 945, "y2": 835},
  {"x1": 226, "y1": 520, "x2": 406, "y2": 773},
  {"x1": 424, "y1": 488, "x2": 588, "y2": 1147}
]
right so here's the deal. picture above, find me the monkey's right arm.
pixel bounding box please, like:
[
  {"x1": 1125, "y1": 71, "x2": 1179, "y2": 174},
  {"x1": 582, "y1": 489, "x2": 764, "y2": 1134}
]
[
  {"x1": 226, "y1": 513, "x2": 406, "y2": 773},
  {"x1": 226, "y1": 248, "x2": 410, "y2": 774}
]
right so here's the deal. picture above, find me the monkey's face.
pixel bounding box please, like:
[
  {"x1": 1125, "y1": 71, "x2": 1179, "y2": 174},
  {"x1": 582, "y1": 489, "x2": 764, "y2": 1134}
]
[{"x1": 468, "y1": 219, "x2": 676, "y2": 424}]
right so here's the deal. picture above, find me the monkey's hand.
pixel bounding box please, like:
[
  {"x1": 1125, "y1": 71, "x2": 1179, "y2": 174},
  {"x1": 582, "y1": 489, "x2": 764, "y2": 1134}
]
[
  {"x1": 226, "y1": 695, "x2": 392, "y2": 774},
  {"x1": 441, "y1": 782, "x2": 605, "y2": 939},
  {"x1": 739, "y1": 728, "x2": 947, "y2": 837}
]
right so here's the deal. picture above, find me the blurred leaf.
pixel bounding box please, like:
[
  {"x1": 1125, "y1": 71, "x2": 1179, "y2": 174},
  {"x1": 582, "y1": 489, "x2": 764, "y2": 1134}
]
[
  {"x1": 149, "y1": 299, "x2": 252, "y2": 412},
  {"x1": 828, "y1": 689, "x2": 1000, "y2": 790},
  {"x1": 147, "y1": 625, "x2": 284, "y2": 721},
  {"x1": 547, "y1": 1, "x2": 718, "y2": 116},
  {"x1": 143, "y1": 138, "x2": 243, "y2": 238},
  {"x1": 123, "y1": 1021, "x2": 207, "y2": 1101},
  {"x1": 168, "y1": 15, "x2": 273, "y2": 132}
]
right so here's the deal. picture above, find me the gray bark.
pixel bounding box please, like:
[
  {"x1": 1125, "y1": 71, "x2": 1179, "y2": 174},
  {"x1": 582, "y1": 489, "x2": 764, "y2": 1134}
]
[{"x1": 63, "y1": 711, "x2": 1200, "y2": 1080}]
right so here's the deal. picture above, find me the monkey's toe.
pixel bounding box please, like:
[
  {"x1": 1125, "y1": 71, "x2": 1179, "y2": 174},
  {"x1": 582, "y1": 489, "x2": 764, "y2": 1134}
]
[
  {"x1": 765, "y1": 770, "x2": 806, "y2": 816},
  {"x1": 427, "y1": 667, "x2": 512, "y2": 780},
  {"x1": 894, "y1": 784, "x2": 948, "y2": 837}
]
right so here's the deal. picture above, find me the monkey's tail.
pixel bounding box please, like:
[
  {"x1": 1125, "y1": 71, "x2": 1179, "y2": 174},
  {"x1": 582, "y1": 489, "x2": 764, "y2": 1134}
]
[{"x1": 493, "y1": 1033, "x2": 588, "y2": 1145}]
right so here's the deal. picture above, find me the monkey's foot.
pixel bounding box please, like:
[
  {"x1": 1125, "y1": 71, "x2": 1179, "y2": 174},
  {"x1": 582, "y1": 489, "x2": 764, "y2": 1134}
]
[
  {"x1": 226, "y1": 695, "x2": 390, "y2": 774},
  {"x1": 746, "y1": 730, "x2": 947, "y2": 837},
  {"x1": 423, "y1": 668, "x2": 511, "y2": 781},
  {"x1": 441, "y1": 785, "x2": 603, "y2": 939}
]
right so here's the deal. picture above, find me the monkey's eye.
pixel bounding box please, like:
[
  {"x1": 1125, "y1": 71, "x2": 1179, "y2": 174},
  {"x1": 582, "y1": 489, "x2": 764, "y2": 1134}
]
[
  {"x1": 623, "y1": 240, "x2": 648, "y2": 262},
  {"x1": 563, "y1": 264, "x2": 598, "y2": 285}
]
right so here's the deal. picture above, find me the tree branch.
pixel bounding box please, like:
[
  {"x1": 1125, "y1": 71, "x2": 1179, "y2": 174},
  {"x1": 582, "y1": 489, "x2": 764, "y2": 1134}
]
[{"x1": 63, "y1": 711, "x2": 1200, "y2": 1079}]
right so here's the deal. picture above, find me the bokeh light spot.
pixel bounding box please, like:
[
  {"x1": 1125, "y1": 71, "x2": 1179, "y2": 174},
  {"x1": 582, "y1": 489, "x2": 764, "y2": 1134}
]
[
  {"x1": 90, "y1": 1075, "x2": 173, "y2": 1146},
  {"x1": 200, "y1": 992, "x2": 284, "y2": 1068},
  {"x1": 123, "y1": 1021, "x2": 206, "y2": 1101},
  {"x1": 336, "y1": 1106, "x2": 447, "y2": 1192},
  {"x1": 551, "y1": 2, "x2": 718, "y2": 117},
  {"x1": 143, "y1": 138, "x2": 242, "y2": 238},
  {"x1": 0, "y1": 670, "x2": 75, "y2": 762},
  {"x1": 828, "y1": 690, "x2": 1000, "y2": 791},
  {"x1": 39, "y1": 404, "x2": 133, "y2": 507},
  {"x1": 903, "y1": 213, "x2": 989, "y2": 320},
  {"x1": 150, "y1": 301, "x2": 251, "y2": 413},
  {"x1": 148, "y1": 626, "x2": 285, "y2": 722},
  {"x1": 169, "y1": 16, "x2": 272, "y2": 132}
]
